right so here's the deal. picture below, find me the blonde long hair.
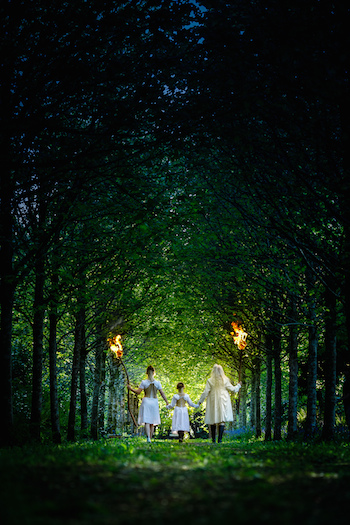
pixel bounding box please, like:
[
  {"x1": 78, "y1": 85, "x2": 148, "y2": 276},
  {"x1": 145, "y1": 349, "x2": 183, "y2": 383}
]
[{"x1": 209, "y1": 364, "x2": 226, "y2": 386}]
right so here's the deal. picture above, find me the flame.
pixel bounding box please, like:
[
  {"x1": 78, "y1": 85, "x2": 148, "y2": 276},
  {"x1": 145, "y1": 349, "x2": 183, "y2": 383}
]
[
  {"x1": 109, "y1": 334, "x2": 123, "y2": 358},
  {"x1": 230, "y1": 321, "x2": 247, "y2": 350}
]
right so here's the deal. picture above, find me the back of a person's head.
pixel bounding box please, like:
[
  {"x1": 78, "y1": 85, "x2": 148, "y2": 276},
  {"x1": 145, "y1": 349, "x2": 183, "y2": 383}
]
[
  {"x1": 147, "y1": 365, "x2": 155, "y2": 379},
  {"x1": 210, "y1": 364, "x2": 225, "y2": 386}
]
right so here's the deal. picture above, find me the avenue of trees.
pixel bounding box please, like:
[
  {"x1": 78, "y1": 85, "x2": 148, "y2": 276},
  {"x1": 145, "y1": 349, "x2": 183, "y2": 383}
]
[{"x1": 1, "y1": 0, "x2": 349, "y2": 447}]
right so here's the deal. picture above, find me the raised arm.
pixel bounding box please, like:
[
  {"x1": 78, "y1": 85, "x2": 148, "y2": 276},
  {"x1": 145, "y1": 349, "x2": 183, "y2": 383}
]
[{"x1": 226, "y1": 380, "x2": 242, "y2": 393}]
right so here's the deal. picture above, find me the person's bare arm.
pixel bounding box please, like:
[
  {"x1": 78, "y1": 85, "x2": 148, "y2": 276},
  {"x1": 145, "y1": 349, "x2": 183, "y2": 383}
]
[
  {"x1": 159, "y1": 388, "x2": 169, "y2": 405},
  {"x1": 128, "y1": 384, "x2": 143, "y2": 395}
]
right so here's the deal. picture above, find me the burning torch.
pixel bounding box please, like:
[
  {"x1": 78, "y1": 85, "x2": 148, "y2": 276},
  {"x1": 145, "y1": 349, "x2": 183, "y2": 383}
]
[
  {"x1": 230, "y1": 321, "x2": 247, "y2": 413},
  {"x1": 109, "y1": 335, "x2": 138, "y2": 427}
]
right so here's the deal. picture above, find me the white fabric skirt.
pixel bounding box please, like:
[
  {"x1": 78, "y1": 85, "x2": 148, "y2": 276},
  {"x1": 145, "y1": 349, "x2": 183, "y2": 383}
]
[
  {"x1": 172, "y1": 406, "x2": 190, "y2": 432},
  {"x1": 138, "y1": 397, "x2": 161, "y2": 425}
]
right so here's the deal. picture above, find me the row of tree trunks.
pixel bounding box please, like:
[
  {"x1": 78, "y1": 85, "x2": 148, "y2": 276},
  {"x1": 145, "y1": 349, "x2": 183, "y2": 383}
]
[{"x1": 265, "y1": 279, "x2": 339, "y2": 442}]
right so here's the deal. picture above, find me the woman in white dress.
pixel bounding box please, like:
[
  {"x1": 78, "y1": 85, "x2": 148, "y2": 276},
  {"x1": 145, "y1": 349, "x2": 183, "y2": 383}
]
[
  {"x1": 127, "y1": 365, "x2": 169, "y2": 442},
  {"x1": 167, "y1": 382, "x2": 199, "y2": 442},
  {"x1": 197, "y1": 364, "x2": 241, "y2": 443}
]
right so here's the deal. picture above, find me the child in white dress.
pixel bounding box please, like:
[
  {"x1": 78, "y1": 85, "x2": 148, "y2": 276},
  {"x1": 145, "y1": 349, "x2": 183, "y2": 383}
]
[
  {"x1": 167, "y1": 382, "x2": 199, "y2": 442},
  {"x1": 128, "y1": 365, "x2": 169, "y2": 443}
]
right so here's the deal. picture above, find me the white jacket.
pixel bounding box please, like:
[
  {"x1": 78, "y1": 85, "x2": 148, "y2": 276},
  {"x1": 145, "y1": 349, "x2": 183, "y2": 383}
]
[{"x1": 198, "y1": 377, "x2": 241, "y2": 424}]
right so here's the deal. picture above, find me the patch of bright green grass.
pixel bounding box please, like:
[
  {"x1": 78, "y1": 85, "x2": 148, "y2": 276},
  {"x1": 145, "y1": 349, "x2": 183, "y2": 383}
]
[{"x1": 1, "y1": 437, "x2": 350, "y2": 525}]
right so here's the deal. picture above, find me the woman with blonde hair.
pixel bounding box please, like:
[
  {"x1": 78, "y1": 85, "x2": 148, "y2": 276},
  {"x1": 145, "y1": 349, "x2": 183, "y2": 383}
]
[
  {"x1": 197, "y1": 364, "x2": 241, "y2": 443},
  {"x1": 128, "y1": 365, "x2": 169, "y2": 443}
]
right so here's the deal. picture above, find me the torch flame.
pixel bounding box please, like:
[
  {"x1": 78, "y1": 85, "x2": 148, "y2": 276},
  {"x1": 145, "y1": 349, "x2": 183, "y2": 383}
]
[
  {"x1": 230, "y1": 321, "x2": 247, "y2": 350},
  {"x1": 109, "y1": 334, "x2": 123, "y2": 359}
]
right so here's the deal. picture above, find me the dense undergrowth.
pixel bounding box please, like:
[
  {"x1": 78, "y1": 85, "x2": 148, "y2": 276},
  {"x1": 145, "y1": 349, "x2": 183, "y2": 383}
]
[{"x1": 1, "y1": 435, "x2": 350, "y2": 525}]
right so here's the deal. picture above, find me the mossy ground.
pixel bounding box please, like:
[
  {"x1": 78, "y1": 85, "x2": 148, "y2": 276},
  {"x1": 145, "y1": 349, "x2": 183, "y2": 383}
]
[{"x1": 1, "y1": 436, "x2": 350, "y2": 524}]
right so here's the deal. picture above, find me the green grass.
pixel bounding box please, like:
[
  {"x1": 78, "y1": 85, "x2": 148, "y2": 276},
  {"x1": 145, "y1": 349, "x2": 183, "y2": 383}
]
[{"x1": 1, "y1": 436, "x2": 350, "y2": 524}]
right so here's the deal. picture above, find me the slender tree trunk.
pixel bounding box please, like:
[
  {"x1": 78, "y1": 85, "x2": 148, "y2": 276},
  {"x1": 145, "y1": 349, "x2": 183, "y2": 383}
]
[
  {"x1": 287, "y1": 296, "x2": 299, "y2": 440},
  {"x1": 305, "y1": 266, "x2": 318, "y2": 439},
  {"x1": 30, "y1": 248, "x2": 46, "y2": 442},
  {"x1": 0, "y1": 164, "x2": 15, "y2": 447},
  {"x1": 117, "y1": 366, "x2": 126, "y2": 432},
  {"x1": 91, "y1": 328, "x2": 105, "y2": 440},
  {"x1": 79, "y1": 310, "x2": 88, "y2": 437},
  {"x1": 107, "y1": 357, "x2": 119, "y2": 432},
  {"x1": 273, "y1": 328, "x2": 282, "y2": 440},
  {"x1": 98, "y1": 349, "x2": 106, "y2": 433},
  {"x1": 322, "y1": 282, "x2": 337, "y2": 441},
  {"x1": 254, "y1": 357, "x2": 261, "y2": 438},
  {"x1": 250, "y1": 373, "x2": 256, "y2": 430},
  {"x1": 265, "y1": 335, "x2": 273, "y2": 441},
  {"x1": 67, "y1": 308, "x2": 84, "y2": 442},
  {"x1": 48, "y1": 272, "x2": 61, "y2": 444},
  {"x1": 238, "y1": 368, "x2": 247, "y2": 428}
]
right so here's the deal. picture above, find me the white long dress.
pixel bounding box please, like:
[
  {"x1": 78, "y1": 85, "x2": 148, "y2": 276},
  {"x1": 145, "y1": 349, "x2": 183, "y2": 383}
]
[
  {"x1": 138, "y1": 379, "x2": 162, "y2": 426},
  {"x1": 198, "y1": 377, "x2": 241, "y2": 425},
  {"x1": 168, "y1": 393, "x2": 197, "y2": 432}
]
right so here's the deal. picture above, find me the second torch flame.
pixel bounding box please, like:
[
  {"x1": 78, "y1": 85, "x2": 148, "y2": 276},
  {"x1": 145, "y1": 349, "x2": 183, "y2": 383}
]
[{"x1": 230, "y1": 321, "x2": 247, "y2": 350}]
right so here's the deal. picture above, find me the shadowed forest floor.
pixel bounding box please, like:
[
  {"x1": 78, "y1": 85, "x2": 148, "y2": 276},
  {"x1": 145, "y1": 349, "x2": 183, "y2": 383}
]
[{"x1": 1, "y1": 436, "x2": 350, "y2": 524}]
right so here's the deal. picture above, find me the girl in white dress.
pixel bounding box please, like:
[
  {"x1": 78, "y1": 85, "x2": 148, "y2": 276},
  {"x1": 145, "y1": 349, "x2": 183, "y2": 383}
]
[
  {"x1": 127, "y1": 365, "x2": 169, "y2": 443},
  {"x1": 197, "y1": 364, "x2": 241, "y2": 443},
  {"x1": 167, "y1": 382, "x2": 199, "y2": 442}
]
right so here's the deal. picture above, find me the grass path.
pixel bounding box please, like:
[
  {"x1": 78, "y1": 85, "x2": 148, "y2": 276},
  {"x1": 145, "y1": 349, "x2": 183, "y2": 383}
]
[{"x1": 1, "y1": 437, "x2": 350, "y2": 524}]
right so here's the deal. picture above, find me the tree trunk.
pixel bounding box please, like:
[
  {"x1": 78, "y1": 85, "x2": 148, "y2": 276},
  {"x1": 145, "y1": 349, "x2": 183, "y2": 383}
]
[
  {"x1": 238, "y1": 367, "x2": 247, "y2": 428},
  {"x1": 48, "y1": 272, "x2": 61, "y2": 444},
  {"x1": 273, "y1": 328, "x2": 282, "y2": 440},
  {"x1": 98, "y1": 349, "x2": 106, "y2": 433},
  {"x1": 322, "y1": 282, "x2": 337, "y2": 441},
  {"x1": 91, "y1": 329, "x2": 105, "y2": 440},
  {"x1": 305, "y1": 266, "x2": 318, "y2": 439},
  {"x1": 67, "y1": 308, "x2": 84, "y2": 442},
  {"x1": 287, "y1": 295, "x2": 299, "y2": 440},
  {"x1": 107, "y1": 357, "x2": 119, "y2": 432},
  {"x1": 30, "y1": 248, "x2": 46, "y2": 442},
  {"x1": 304, "y1": 266, "x2": 318, "y2": 438},
  {"x1": 250, "y1": 373, "x2": 256, "y2": 430},
  {"x1": 0, "y1": 164, "x2": 15, "y2": 447},
  {"x1": 254, "y1": 357, "x2": 261, "y2": 438},
  {"x1": 79, "y1": 310, "x2": 88, "y2": 437},
  {"x1": 265, "y1": 335, "x2": 273, "y2": 441}
]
